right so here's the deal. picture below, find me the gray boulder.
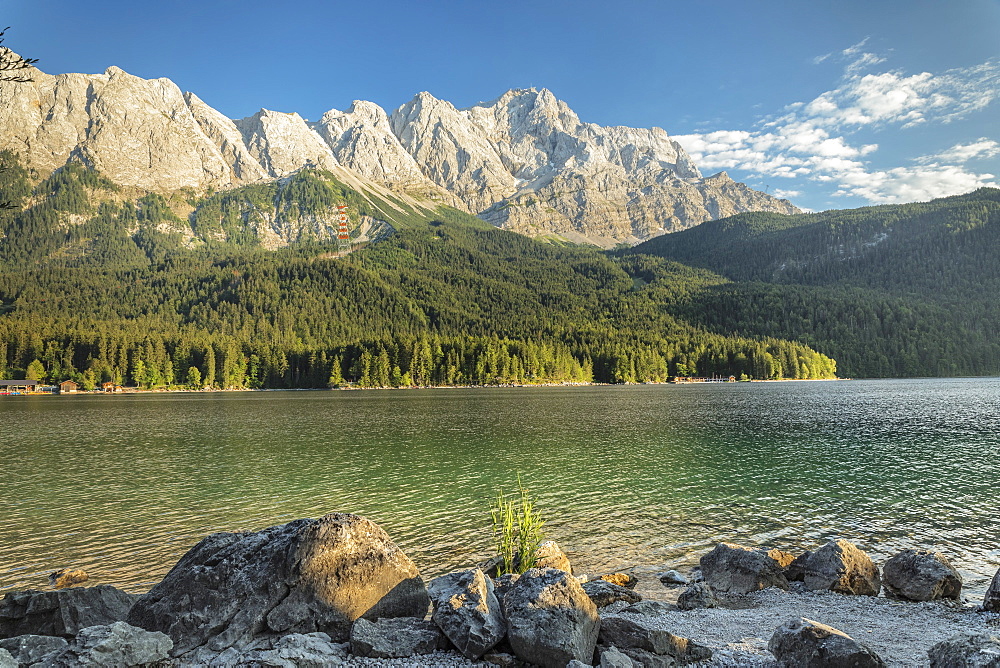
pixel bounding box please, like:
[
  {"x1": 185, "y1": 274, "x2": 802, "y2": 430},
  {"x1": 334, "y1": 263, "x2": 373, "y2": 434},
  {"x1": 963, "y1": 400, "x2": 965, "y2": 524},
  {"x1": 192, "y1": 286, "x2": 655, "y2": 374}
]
[
  {"x1": 699, "y1": 542, "x2": 789, "y2": 594},
  {"x1": 503, "y1": 567, "x2": 600, "y2": 667},
  {"x1": 657, "y1": 570, "x2": 687, "y2": 586},
  {"x1": 582, "y1": 580, "x2": 642, "y2": 608},
  {"x1": 768, "y1": 617, "x2": 886, "y2": 667},
  {"x1": 349, "y1": 617, "x2": 446, "y2": 658},
  {"x1": 803, "y1": 540, "x2": 881, "y2": 596},
  {"x1": 928, "y1": 632, "x2": 1000, "y2": 667},
  {"x1": 676, "y1": 582, "x2": 718, "y2": 611},
  {"x1": 598, "y1": 616, "x2": 712, "y2": 664},
  {"x1": 535, "y1": 541, "x2": 573, "y2": 574},
  {"x1": 0, "y1": 634, "x2": 69, "y2": 665},
  {"x1": 0, "y1": 649, "x2": 13, "y2": 668},
  {"x1": 238, "y1": 632, "x2": 349, "y2": 667},
  {"x1": 428, "y1": 568, "x2": 506, "y2": 659},
  {"x1": 882, "y1": 549, "x2": 962, "y2": 601},
  {"x1": 985, "y1": 568, "x2": 1000, "y2": 612},
  {"x1": 127, "y1": 513, "x2": 429, "y2": 657},
  {"x1": 617, "y1": 647, "x2": 679, "y2": 668},
  {"x1": 493, "y1": 573, "x2": 520, "y2": 608},
  {"x1": 785, "y1": 551, "x2": 812, "y2": 582},
  {"x1": 599, "y1": 645, "x2": 641, "y2": 668},
  {"x1": 41, "y1": 621, "x2": 172, "y2": 667},
  {"x1": 0, "y1": 586, "x2": 136, "y2": 639}
]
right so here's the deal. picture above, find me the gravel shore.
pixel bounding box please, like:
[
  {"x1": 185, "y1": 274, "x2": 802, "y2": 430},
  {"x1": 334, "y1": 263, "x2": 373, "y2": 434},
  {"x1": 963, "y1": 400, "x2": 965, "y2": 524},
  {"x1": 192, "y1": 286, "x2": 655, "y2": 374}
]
[
  {"x1": 612, "y1": 581, "x2": 999, "y2": 667},
  {"x1": 328, "y1": 569, "x2": 1000, "y2": 667}
]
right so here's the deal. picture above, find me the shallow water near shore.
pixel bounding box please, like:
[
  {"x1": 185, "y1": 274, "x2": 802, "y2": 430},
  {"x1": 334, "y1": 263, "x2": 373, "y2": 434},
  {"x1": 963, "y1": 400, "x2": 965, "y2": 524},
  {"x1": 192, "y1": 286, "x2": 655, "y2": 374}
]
[{"x1": 2, "y1": 378, "x2": 998, "y2": 598}]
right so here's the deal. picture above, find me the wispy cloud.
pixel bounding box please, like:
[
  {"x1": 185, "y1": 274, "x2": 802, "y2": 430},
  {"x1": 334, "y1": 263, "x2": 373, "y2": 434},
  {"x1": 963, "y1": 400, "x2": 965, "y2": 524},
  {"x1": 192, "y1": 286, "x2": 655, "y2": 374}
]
[
  {"x1": 922, "y1": 139, "x2": 1000, "y2": 164},
  {"x1": 674, "y1": 44, "x2": 1000, "y2": 205}
]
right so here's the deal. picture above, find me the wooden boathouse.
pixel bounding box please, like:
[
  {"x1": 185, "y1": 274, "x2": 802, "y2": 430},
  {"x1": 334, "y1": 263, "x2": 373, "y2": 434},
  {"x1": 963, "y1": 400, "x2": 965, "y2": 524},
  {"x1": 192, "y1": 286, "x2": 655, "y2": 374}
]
[{"x1": 0, "y1": 380, "x2": 40, "y2": 394}]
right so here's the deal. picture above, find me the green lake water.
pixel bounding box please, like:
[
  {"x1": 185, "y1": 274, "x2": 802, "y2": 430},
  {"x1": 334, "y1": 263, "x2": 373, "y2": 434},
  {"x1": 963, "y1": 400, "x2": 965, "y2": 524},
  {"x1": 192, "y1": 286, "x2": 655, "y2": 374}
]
[{"x1": 2, "y1": 378, "x2": 998, "y2": 598}]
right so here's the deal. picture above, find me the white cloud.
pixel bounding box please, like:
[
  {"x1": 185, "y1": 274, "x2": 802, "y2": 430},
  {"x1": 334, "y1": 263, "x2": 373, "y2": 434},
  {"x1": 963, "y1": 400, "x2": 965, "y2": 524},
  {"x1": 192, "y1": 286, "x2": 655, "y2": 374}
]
[
  {"x1": 924, "y1": 139, "x2": 1000, "y2": 164},
  {"x1": 834, "y1": 164, "x2": 997, "y2": 204},
  {"x1": 673, "y1": 47, "x2": 1000, "y2": 206},
  {"x1": 840, "y1": 40, "x2": 889, "y2": 76}
]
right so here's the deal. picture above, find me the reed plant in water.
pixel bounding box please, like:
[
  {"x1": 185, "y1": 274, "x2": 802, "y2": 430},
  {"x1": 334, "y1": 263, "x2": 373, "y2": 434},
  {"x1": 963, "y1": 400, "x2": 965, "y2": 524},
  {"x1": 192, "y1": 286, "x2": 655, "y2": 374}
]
[{"x1": 490, "y1": 474, "x2": 545, "y2": 575}]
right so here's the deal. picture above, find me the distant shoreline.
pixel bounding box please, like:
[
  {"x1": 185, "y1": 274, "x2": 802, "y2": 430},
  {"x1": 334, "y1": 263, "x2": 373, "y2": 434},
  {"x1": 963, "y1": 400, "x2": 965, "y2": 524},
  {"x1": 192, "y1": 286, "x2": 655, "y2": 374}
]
[{"x1": 2, "y1": 377, "x2": 854, "y2": 397}]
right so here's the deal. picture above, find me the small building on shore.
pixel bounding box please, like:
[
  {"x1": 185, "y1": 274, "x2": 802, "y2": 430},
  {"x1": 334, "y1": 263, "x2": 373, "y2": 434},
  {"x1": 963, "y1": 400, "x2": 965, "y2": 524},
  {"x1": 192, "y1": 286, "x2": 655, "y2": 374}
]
[
  {"x1": 58, "y1": 380, "x2": 79, "y2": 394},
  {"x1": 0, "y1": 380, "x2": 40, "y2": 394}
]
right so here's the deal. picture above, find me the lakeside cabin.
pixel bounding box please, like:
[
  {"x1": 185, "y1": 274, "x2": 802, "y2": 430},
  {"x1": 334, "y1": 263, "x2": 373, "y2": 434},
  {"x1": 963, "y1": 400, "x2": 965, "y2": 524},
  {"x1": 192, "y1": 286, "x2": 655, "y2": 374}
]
[
  {"x1": 1, "y1": 379, "x2": 87, "y2": 395},
  {"x1": 673, "y1": 375, "x2": 737, "y2": 383},
  {"x1": 0, "y1": 380, "x2": 40, "y2": 394}
]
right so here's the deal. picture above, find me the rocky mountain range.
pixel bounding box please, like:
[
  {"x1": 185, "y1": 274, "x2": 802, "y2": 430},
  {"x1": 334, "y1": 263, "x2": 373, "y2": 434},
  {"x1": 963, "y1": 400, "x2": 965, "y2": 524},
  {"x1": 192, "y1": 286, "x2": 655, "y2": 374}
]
[{"x1": 0, "y1": 60, "x2": 798, "y2": 246}]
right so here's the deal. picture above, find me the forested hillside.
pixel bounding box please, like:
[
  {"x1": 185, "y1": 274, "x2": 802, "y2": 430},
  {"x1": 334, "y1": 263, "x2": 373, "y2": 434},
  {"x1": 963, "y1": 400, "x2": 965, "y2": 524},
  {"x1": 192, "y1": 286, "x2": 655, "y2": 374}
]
[
  {"x1": 623, "y1": 189, "x2": 1000, "y2": 377},
  {"x1": 0, "y1": 153, "x2": 835, "y2": 389}
]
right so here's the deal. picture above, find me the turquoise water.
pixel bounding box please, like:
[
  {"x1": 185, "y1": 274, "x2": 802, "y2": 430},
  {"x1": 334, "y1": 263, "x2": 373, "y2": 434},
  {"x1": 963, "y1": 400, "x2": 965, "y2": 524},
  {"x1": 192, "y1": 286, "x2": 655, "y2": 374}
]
[{"x1": 1, "y1": 379, "x2": 998, "y2": 598}]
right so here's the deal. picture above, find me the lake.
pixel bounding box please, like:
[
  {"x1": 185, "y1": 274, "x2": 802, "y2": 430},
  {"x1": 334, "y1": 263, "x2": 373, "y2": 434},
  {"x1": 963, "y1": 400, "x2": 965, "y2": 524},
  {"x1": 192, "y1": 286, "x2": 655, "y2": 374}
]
[{"x1": 2, "y1": 378, "x2": 998, "y2": 599}]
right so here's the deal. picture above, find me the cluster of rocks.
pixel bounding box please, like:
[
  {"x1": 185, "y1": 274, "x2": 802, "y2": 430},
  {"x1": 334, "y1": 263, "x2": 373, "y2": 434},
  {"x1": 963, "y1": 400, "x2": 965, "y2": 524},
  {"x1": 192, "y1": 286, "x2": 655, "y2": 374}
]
[
  {"x1": 655, "y1": 539, "x2": 1000, "y2": 667},
  {"x1": 1, "y1": 517, "x2": 999, "y2": 667}
]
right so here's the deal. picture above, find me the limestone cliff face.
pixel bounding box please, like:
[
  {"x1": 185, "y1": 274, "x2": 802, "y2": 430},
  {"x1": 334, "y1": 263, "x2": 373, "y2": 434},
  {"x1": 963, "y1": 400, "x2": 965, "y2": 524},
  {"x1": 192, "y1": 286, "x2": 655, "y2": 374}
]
[
  {"x1": 0, "y1": 62, "x2": 799, "y2": 245},
  {"x1": 185, "y1": 92, "x2": 268, "y2": 183},
  {"x1": 0, "y1": 64, "x2": 236, "y2": 190},
  {"x1": 234, "y1": 109, "x2": 340, "y2": 177},
  {"x1": 380, "y1": 89, "x2": 796, "y2": 246},
  {"x1": 313, "y1": 102, "x2": 432, "y2": 189},
  {"x1": 389, "y1": 92, "x2": 519, "y2": 211},
  {"x1": 479, "y1": 169, "x2": 799, "y2": 247}
]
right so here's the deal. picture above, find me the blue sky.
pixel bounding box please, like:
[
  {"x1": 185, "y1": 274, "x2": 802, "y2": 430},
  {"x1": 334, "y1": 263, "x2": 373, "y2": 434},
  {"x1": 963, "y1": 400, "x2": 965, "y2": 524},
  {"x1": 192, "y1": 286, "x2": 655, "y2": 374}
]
[{"x1": 5, "y1": 0, "x2": 999, "y2": 211}]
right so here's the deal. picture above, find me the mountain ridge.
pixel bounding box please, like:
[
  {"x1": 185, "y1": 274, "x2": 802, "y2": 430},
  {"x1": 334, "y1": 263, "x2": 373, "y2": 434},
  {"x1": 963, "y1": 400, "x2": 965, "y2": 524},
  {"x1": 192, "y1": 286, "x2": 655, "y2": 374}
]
[{"x1": 0, "y1": 64, "x2": 797, "y2": 245}]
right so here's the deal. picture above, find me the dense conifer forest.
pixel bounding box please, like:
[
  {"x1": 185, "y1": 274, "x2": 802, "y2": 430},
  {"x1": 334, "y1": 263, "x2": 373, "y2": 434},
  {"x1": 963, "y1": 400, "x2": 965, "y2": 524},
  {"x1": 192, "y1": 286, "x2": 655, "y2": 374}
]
[
  {"x1": 9, "y1": 153, "x2": 999, "y2": 387},
  {"x1": 623, "y1": 189, "x2": 1000, "y2": 377},
  {"x1": 0, "y1": 152, "x2": 837, "y2": 389}
]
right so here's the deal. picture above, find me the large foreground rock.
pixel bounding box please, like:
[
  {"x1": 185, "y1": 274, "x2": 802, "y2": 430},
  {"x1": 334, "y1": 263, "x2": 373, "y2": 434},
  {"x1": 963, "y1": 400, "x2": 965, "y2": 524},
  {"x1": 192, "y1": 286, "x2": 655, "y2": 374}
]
[
  {"x1": 882, "y1": 549, "x2": 962, "y2": 601},
  {"x1": 0, "y1": 635, "x2": 69, "y2": 664},
  {"x1": 769, "y1": 617, "x2": 886, "y2": 667},
  {"x1": 428, "y1": 568, "x2": 505, "y2": 659},
  {"x1": 803, "y1": 540, "x2": 881, "y2": 596},
  {"x1": 927, "y1": 632, "x2": 1000, "y2": 667},
  {"x1": 503, "y1": 567, "x2": 600, "y2": 667},
  {"x1": 349, "y1": 617, "x2": 446, "y2": 658},
  {"x1": 985, "y1": 569, "x2": 1000, "y2": 612},
  {"x1": 676, "y1": 582, "x2": 718, "y2": 610},
  {"x1": 785, "y1": 551, "x2": 812, "y2": 582},
  {"x1": 599, "y1": 616, "x2": 712, "y2": 664},
  {"x1": 127, "y1": 513, "x2": 429, "y2": 657},
  {"x1": 699, "y1": 542, "x2": 789, "y2": 594},
  {"x1": 534, "y1": 541, "x2": 573, "y2": 574},
  {"x1": 0, "y1": 586, "x2": 135, "y2": 639},
  {"x1": 581, "y1": 580, "x2": 642, "y2": 608},
  {"x1": 42, "y1": 621, "x2": 172, "y2": 667},
  {"x1": 237, "y1": 632, "x2": 349, "y2": 667}
]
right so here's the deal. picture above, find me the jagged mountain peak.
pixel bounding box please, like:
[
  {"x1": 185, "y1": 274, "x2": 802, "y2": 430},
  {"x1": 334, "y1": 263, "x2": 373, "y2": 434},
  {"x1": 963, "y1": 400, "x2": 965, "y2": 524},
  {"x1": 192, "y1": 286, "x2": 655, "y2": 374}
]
[
  {"x1": 0, "y1": 61, "x2": 799, "y2": 245},
  {"x1": 235, "y1": 108, "x2": 340, "y2": 177}
]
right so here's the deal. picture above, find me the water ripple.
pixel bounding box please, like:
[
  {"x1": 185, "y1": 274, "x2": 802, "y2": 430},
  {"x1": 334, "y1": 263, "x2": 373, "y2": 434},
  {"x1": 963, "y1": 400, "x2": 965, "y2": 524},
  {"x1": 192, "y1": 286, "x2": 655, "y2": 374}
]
[{"x1": 1, "y1": 379, "x2": 998, "y2": 598}]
